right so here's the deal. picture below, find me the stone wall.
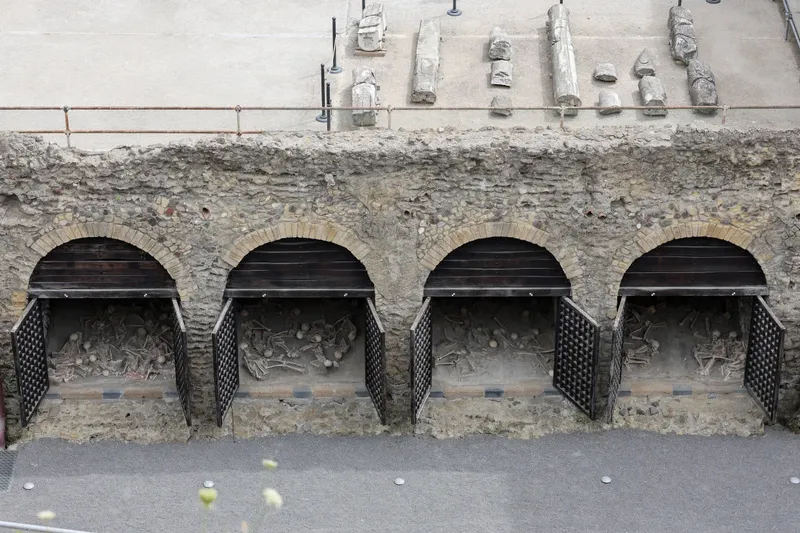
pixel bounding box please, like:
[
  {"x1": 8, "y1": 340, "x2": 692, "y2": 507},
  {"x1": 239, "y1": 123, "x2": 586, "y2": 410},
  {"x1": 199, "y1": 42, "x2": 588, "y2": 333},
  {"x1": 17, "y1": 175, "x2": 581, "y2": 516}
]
[{"x1": 0, "y1": 125, "x2": 798, "y2": 440}]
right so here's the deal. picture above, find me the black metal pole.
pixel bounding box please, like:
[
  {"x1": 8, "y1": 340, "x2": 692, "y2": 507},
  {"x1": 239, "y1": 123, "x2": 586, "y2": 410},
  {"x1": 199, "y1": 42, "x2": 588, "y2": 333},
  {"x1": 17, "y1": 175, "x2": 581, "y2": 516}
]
[
  {"x1": 330, "y1": 17, "x2": 342, "y2": 74},
  {"x1": 326, "y1": 82, "x2": 332, "y2": 132},
  {"x1": 362, "y1": 0, "x2": 366, "y2": 12},
  {"x1": 447, "y1": 0, "x2": 461, "y2": 16},
  {"x1": 316, "y1": 63, "x2": 328, "y2": 123}
]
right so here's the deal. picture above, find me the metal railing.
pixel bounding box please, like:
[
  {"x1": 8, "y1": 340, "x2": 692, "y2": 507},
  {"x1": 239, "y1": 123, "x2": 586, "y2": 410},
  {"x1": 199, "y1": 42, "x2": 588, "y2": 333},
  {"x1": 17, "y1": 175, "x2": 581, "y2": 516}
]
[
  {"x1": 0, "y1": 521, "x2": 95, "y2": 533},
  {"x1": 3, "y1": 103, "x2": 800, "y2": 147},
  {"x1": 782, "y1": 0, "x2": 800, "y2": 51}
]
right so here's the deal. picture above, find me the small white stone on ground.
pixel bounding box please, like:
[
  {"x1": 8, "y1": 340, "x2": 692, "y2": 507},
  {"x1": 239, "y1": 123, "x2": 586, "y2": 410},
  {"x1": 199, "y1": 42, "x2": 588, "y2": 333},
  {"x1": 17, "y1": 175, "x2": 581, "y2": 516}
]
[
  {"x1": 394, "y1": 477, "x2": 405, "y2": 485},
  {"x1": 790, "y1": 477, "x2": 800, "y2": 484},
  {"x1": 601, "y1": 476, "x2": 611, "y2": 484}
]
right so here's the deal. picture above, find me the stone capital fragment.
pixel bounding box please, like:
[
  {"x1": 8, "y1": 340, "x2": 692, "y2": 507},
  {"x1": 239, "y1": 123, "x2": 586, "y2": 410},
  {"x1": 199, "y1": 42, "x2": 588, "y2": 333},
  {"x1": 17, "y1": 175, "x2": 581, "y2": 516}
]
[
  {"x1": 352, "y1": 66, "x2": 379, "y2": 126},
  {"x1": 598, "y1": 90, "x2": 622, "y2": 115},
  {"x1": 357, "y1": 3, "x2": 387, "y2": 52},
  {"x1": 639, "y1": 76, "x2": 667, "y2": 116},
  {"x1": 593, "y1": 63, "x2": 617, "y2": 82},
  {"x1": 634, "y1": 49, "x2": 655, "y2": 77},
  {"x1": 489, "y1": 27, "x2": 512, "y2": 60},
  {"x1": 490, "y1": 60, "x2": 513, "y2": 87}
]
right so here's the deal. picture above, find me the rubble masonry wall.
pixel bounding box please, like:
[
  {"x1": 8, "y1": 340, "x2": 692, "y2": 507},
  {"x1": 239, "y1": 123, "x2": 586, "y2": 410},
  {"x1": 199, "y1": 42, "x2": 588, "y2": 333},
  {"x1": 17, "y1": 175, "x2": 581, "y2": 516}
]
[{"x1": 0, "y1": 125, "x2": 798, "y2": 441}]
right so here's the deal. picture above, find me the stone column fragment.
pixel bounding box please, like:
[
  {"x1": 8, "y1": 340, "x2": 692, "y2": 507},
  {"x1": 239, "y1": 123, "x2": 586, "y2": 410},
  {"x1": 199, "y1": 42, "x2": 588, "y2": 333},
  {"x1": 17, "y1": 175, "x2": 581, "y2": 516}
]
[
  {"x1": 687, "y1": 60, "x2": 718, "y2": 114},
  {"x1": 547, "y1": 4, "x2": 581, "y2": 115},
  {"x1": 352, "y1": 66, "x2": 379, "y2": 126},
  {"x1": 593, "y1": 63, "x2": 617, "y2": 82},
  {"x1": 411, "y1": 19, "x2": 441, "y2": 103},
  {"x1": 639, "y1": 76, "x2": 667, "y2": 116},
  {"x1": 489, "y1": 27, "x2": 512, "y2": 60},
  {"x1": 357, "y1": 4, "x2": 387, "y2": 52},
  {"x1": 598, "y1": 90, "x2": 622, "y2": 115},
  {"x1": 490, "y1": 60, "x2": 513, "y2": 87},
  {"x1": 634, "y1": 49, "x2": 655, "y2": 77},
  {"x1": 668, "y1": 6, "x2": 697, "y2": 65}
]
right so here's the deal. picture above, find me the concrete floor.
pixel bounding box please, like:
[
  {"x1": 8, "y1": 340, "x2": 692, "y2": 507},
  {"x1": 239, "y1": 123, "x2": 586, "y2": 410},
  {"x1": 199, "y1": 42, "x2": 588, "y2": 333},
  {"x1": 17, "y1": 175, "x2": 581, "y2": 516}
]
[
  {"x1": 2, "y1": 430, "x2": 800, "y2": 533},
  {"x1": 0, "y1": 0, "x2": 798, "y2": 150}
]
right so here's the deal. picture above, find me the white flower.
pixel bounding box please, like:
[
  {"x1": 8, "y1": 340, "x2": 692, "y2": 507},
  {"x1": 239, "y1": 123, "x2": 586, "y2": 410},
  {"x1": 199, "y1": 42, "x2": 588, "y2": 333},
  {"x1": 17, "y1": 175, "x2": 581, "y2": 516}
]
[
  {"x1": 37, "y1": 511, "x2": 56, "y2": 522},
  {"x1": 263, "y1": 488, "x2": 283, "y2": 509},
  {"x1": 262, "y1": 459, "x2": 278, "y2": 470},
  {"x1": 198, "y1": 488, "x2": 218, "y2": 509}
]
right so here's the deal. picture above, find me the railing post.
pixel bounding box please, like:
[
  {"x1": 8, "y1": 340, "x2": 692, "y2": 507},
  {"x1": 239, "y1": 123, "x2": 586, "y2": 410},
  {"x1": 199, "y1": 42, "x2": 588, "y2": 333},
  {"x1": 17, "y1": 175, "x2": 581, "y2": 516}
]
[
  {"x1": 62, "y1": 105, "x2": 71, "y2": 148},
  {"x1": 447, "y1": 0, "x2": 462, "y2": 16},
  {"x1": 330, "y1": 17, "x2": 342, "y2": 74},
  {"x1": 326, "y1": 82, "x2": 332, "y2": 132},
  {"x1": 316, "y1": 64, "x2": 329, "y2": 123},
  {"x1": 234, "y1": 105, "x2": 242, "y2": 137}
]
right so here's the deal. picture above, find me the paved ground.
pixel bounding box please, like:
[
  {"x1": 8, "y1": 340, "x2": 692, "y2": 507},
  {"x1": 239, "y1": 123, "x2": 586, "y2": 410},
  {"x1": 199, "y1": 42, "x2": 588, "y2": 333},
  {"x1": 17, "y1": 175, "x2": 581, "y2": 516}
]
[
  {"x1": 0, "y1": 0, "x2": 799, "y2": 149},
  {"x1": 0, "y1": 429, "x2": 799, "y2": 532}
]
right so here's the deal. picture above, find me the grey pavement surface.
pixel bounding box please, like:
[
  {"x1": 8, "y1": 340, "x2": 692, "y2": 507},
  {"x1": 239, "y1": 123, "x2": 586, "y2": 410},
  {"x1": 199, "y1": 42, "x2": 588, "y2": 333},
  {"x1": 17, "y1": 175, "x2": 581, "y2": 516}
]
[
  {"x1": 0, "y1": 0, "x2": 799, "y2": 149},
  {"x1": 0, "y1": 430, "x2": 799, "y2": 532}
]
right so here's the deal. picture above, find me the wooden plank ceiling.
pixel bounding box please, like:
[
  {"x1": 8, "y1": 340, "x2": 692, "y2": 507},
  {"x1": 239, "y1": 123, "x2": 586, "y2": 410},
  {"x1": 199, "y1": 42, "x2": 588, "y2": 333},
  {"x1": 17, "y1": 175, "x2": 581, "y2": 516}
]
[{"x1": 225, "y1": 238, "x2": 373, "y2": 298}]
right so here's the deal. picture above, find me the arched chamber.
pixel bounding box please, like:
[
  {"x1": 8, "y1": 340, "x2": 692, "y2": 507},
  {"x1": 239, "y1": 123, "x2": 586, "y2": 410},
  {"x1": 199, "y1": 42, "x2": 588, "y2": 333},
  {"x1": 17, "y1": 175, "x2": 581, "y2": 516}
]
[
  {"x1": 10, "y1": 238, "x2": 191, "y2": 427},
  {"x1": 607, "y1": 238, "x2": 785, "y2": 423},
  {"x1": 212, "y1": 238, "x2": 387, "y2": 426},
  {"x1": 409, "y1": 237, "x2": 602, "y2": 423}
]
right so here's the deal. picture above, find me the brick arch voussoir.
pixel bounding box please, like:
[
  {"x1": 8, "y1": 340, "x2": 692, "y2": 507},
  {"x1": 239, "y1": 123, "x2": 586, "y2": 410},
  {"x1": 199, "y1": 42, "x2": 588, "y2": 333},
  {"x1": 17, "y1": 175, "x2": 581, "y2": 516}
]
[
  {"x1": 420, "y1": 221, "x2": 583, "y2": 285},
  {"x1": 29, "y1": 222, "x2": 193, "y2": 300},
  {"x1": 221, "y1": 221, "x2": 372, "y2": 271}
]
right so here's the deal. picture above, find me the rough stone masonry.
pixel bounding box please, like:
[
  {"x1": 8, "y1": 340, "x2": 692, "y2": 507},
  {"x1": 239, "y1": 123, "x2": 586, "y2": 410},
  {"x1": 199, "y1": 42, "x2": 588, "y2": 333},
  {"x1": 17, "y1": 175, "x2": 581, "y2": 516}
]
[{"x1": 0, "y1": 125, "x2": 798, "y2": 442}]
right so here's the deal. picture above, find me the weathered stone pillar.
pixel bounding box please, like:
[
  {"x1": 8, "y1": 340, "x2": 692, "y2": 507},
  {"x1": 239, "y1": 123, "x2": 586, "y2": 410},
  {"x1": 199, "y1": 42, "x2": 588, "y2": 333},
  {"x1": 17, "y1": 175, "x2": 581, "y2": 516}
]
[
  {"x1": 411, "y1": 19, "x2": 441, "y2": 103},
  {"x1": 547, "y1": 4, "x2": 581, "y2": 114}
]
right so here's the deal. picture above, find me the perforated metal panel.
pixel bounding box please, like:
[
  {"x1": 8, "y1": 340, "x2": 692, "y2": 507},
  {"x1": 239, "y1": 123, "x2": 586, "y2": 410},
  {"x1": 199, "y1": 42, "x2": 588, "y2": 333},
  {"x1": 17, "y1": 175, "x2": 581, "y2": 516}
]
[
  {"x1": 744, "y1": 296, "x2": 784, "y2": 423},
  {"x1": 171, "y1": 298, "x2": 191, "y2": 427},
  {"x1": 365, "y1": 299, "x2": 387, "y2": 424},
  {"x1": 606, "y1": 296, "x2": 627, "y2": 423},
  {"x1": 553, "y1": 297, "x2": 600, "y2": 419},
  {"x1": 410, "y1": 297, "x2": 432, "y2": 424},
  {"x1": 11, "y1": 298, "x2": 49, "y2": 427},
  {"x1": 213, "y1": 298, "x2": 239, "y2": 427}
]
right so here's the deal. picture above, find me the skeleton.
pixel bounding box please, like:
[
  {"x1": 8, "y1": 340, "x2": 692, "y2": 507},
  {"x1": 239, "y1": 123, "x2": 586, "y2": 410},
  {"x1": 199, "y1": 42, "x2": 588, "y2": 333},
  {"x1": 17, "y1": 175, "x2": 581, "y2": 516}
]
[{"x1": 50, "y1": 301, "x2": 174, "y2": 384}]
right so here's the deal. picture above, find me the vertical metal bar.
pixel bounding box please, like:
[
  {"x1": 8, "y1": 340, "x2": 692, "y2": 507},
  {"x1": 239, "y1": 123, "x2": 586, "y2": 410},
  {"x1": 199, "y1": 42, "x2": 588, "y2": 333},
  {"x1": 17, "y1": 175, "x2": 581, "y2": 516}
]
[
  {"x1": 62, "y1": 105, "x2": 71, "y2": 148},
  {"x1": 387, "y1": 105, "x2": 393, "y2": 130},
  {"x1": 316, "y1": 64, "x2": 328, "y2": 123},
  {"x1": 362, "y1": 0, "x2": 366, "y2": 12},
  {"x1": 326, "y1": 82, "x2": 332, "y2": 131},
  {"x1": 235, "y1": 105, "x2": 242, "y2": 137},
  {"x1": 330, "y1": 17, "x2": 342, "y2": 74}
]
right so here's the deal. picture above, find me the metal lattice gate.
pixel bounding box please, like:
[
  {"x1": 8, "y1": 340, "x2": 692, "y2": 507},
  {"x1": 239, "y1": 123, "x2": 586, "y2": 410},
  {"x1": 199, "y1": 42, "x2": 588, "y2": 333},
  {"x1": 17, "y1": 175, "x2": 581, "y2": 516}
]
[
  {"x1": 553, "y1": 297, "x2": 600, "y2": 420},
  {"x1": 365, "y1": 299, "x2": 387, "y2": 424},
  {"x1": 213, "y1": 298, "x2": 239, "y2": 427},
  {"x1": 744, "y1": 296, "x2": 785, "y2": 423},
  {"x1": 11, "y1": 298, "x2": 49, "y2": 427},
  {"x1": 606, "y1": 296, "x2": 627, "y2": 423},
  {"x1": 171, "y1": 298, "x2": 192, "y2": 426},
  {"x1": 410, "y1": 297, "x2": 432, "y2": 424}
]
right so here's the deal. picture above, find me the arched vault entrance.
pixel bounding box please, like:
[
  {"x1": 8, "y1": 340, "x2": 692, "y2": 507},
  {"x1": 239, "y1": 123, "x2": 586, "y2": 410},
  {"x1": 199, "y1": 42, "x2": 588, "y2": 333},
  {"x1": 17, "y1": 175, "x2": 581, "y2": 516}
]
[
  {"x1": 410, "y1": 237, "x2": 601, "y2": 423},
  {"x1": 11, "y1": 238, "x2": 191, "y2": 427},
  {"x1": 213, "y1": 238, "x2": 387, "y2": 426},
  {"x1": 607, "y1": 237, "x2": 784, "y2": 423}
]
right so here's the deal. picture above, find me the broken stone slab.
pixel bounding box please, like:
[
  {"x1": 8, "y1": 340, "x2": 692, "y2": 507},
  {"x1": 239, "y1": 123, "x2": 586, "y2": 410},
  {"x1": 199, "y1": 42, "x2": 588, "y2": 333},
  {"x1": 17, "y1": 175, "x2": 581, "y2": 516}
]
[
  {"x1": 593, "y1": 63, "x2": 617, "y2": 82},
  {"x1": 490, "y1": 60, "x2": 513, "y2": 87},
  {"x1": 638, "y1": 76, "x2": 667, "y2": 116},
  {"x1": 687, "y1": 59, "x2": 718, "y2": 114},
  {"x1": 634, "y1": 49, "x2": 655, "y2": 77},
  {"x1": 489, "y1": 27, "x2": 512, "y2": 60},
  {"x1": 547, "y1": 4, "x2": 581, "y2": 115},
  {"x1": 357, "y1": 3, "x2": 387, "y2": 52},
  {"x1": 352, "y1": 66, "x2": 379, "y2": 126},
  {"x1": 598, "y1": 89, "x2": 622, "y2": 115},
  {"x1": 668, "y1": 6, "x2": 697, "y2": 65},
  {"x1": 411, "y1": 19, "x2": 441, "y2": 103},
  {"x1": 491, "y1": 96, "x2": 513, "y2": 116},
  {"x1": 352, "y1": 65, "x2": 376, "y2": 86}
]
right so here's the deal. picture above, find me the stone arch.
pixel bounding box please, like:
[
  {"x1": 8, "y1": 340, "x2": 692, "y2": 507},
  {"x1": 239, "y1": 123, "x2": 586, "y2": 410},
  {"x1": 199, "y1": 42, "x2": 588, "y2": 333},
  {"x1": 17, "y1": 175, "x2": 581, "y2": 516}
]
[
  {"x1": 221, "y1": 221, "x2": 372, "y2": 270},
  {"x1": 27, "y1": 222, "x2": 194, "y2": 300},
  {"x1": 609, "y1": 221, "x2": 778, "y2": 297},
  {"x1": 419, "y1": 221, "x2": 583, "y2": 285}
]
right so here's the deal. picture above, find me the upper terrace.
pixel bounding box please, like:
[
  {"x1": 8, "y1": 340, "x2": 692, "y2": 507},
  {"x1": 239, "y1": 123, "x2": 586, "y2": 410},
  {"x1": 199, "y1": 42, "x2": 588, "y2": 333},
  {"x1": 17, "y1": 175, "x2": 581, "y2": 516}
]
[{"x1": 0, "y1": 0, "x2": 799, "y2": 150}]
